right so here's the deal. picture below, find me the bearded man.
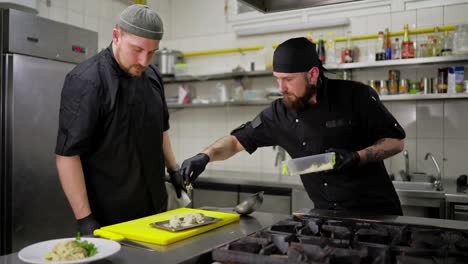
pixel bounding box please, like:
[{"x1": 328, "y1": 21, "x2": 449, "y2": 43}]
[
  {"x1": 180, "y1": 37, "x2": 406, "y2": 216},
  {"x1": 55, "y1": 5, "x2": 184, "y2": 235}
]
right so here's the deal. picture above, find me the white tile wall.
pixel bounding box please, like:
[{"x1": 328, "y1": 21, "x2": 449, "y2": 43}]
[
  {"x1": 36, "y1": 0, "x2": 154, "y2": 51},
  {"x1": 367, "y1": 13, "x2": 391, "y2": 35},
  {"x1": 37, "y1": 0, "x2": 468, "y2": 177},
  {"x1": 391, "y1": 10, "x2": 417, "y2": 31},
  {"x1": 443, "y1": 3, "x2": 468, "y2": 25},
  {"x1": 444, "y1": 100, "x2": 468, "y2": 139},
  {"x1": 444, "y1": 139, "x2": 468, "y2": 178},
  {"x1": 416, "y1": 101, "x2": 444, "y2": 139},
  {"x1": 391, "y1": 101, "x2": 417, "y2": 139},
  {"x1": 416, "y1": 7, "x2": 443, "y2": 28}
]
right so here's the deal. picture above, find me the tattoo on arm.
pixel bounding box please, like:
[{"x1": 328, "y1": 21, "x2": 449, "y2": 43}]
[{"x1": 364, "y1": 138, "x2": 401, "y2": 163}]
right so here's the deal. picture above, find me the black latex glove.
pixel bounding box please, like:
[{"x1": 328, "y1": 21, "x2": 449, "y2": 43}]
[
  {"x1": 77, "y1": 213, "x2": 100, "y2": 236},
  {"x1": 180, "y1": 153, "x2": 210, "y2": 184},
  {"x1": 326, "y1": 148, "x2": 360, "y2": 172},
  {"x1": 168, "y1": 168, "x2": 186, "y2": 198}
]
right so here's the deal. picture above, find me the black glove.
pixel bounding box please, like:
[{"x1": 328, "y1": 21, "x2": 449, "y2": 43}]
[
  {"x1": 180, "y1": 153, "x2": 210, "y2": 183},
  {"x1": 168, "y1": 168, "x2": 186, "y2": 198},
  {"x1": 326, "y1": 148, "x2": 360, "y2": 172},
  {"x1": 77, "y1": 213, "x2": 100, "y2": 236}
]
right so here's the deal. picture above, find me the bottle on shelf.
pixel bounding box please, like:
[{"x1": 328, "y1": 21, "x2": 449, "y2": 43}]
[
  {"x1": 385, "y1": 27, "x2": 392, "y2": 60},
  {"x1": 375, "y1": 31, "x2": 386, "y2": 61},
  {"x1": 393, "y1": 37, "x2": 401, "y2": 59},
  {"x1": 341, "y1": 31, "x2": 354, "y2": 63},
  {"x1": 325, "y1": 32, "x2": 336, "y2": 65},
  {"x1": 441, "y1": 31, "x2": 453, "y2": 56},
  {"x1": 402, "y1": 24, "x2": 415, "y2": 59},
  {"x1": 317, "y1": 33, "x2": 326, "y2": 63}
]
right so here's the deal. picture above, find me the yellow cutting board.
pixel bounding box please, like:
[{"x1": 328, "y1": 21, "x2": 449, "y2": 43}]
[{"x1": 96, "y1": 208, "x2": 240, "y2": 245}]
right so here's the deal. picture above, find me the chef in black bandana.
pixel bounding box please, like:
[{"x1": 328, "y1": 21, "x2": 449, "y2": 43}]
[{"x1": 180, "y1": 37, "x2": 406, "y2": 216}]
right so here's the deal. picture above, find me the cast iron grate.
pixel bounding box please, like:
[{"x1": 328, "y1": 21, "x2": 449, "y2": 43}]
[{"x1": 211, "y1": 215, "x2": 468, "y2": 264}]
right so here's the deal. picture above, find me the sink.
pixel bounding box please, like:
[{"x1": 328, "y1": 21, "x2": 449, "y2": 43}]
[
  {"x1": 392, "y1": 181, "x2": 445, "y2": 199},
  {"x1": 392, "y1": 181, "x2": 435, "y2": 191}
]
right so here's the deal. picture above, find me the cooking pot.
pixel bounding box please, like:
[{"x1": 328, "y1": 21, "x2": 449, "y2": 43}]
[{"x1": 153, "y1": 48, "x2": 184, "y2": 76}]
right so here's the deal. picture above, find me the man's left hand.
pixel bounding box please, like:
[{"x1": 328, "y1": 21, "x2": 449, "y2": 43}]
[
  {"x1": 326, "y1": 148, "x2": 360, "y2": 172},
  {"x1": 168, "y1": 169, "x2": 186, "y2": 198}
]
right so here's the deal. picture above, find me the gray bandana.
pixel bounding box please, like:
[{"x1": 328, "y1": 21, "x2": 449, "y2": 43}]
[{"x1": 118, "y1": 4, "x2": 163, "y2": 40}]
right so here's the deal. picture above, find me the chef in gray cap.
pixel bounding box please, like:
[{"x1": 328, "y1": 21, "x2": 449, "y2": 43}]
[{"x1": 55, "y1": 4, "x2": 184, "y2": 235}]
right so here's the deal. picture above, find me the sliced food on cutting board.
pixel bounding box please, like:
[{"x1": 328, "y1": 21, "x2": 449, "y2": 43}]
[
  {"x1": 94, "y1": 208, "x2": 239, "y2": 245},
  {"x1": 150, "y1": 212, "x2": 222, "y2": 232}
]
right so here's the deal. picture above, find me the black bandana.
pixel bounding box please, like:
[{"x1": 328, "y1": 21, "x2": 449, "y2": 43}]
[{"x1": 273, "y1": 37, "x2": 320, "y2": 73}]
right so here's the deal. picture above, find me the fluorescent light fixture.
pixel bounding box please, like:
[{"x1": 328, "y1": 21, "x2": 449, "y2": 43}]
[{"x1": 235, "y1": 17, "x2": 349, "y2": 36}]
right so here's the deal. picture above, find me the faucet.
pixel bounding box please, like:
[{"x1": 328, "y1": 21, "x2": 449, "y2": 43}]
[
  {"x1": 425, "y1": 152, "x2": 443, "y2": 191},
  {"x1": 274, "y1": 146, "x2": 286, "y2": 167},
  {"x1": 403, "y1": 150, "x2": 410, "y2": 181}
]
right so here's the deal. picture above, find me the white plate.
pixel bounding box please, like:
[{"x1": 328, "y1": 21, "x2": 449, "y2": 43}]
[{"x1": 18, "y1": 237, "x2": 121, "y2": 264}]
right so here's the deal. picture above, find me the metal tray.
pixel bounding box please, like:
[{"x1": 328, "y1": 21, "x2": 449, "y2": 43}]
[{"x1": 150, "y1": 216, "x2": 221, "y2": 232}]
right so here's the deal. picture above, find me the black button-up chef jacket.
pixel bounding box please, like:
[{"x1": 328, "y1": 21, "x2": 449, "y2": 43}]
[
  {"x1": 55, "y1": 46, "x2": 169, "y2": 225},
  {"x1": 232, "y1": 77, "x2": 405, "y2": 215}
]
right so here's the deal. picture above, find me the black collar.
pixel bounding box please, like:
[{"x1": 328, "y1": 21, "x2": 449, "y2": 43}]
[{"x1": 105, "y1": 43, "x2": 133, "y2": 78}]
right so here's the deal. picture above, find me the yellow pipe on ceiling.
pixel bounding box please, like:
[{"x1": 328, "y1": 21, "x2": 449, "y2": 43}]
[
  {"x1": 183, "y1": 45, "x2": 264, "y2": 57},
  {"x1": 182, "y1": 25, "x2": 457, "y2": 57}
]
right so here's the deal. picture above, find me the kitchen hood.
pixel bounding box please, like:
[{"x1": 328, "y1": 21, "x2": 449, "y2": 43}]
[{"x1": 239, "y1": 0, "x2": 362, "y2": 13}]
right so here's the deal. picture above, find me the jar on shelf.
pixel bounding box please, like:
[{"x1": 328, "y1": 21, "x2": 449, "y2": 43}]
[
  {"x1": 453, "y1": 24, "x2": 468, "y2": 55},
  {"x1": 402, "y1": 41, "x2": 415, "y2": 59},
  {"x1": 437, "y1": 67, "x2": 448, "y2": 93},
  {"x1": 389, "y1": 80, "x2": 398, "y2": 94},
  {"x1": 399, "y1": 79, "x2": 408, "y2": 94},
  {"x1": 388, "y1": 69, "x2": 400, "y2": 82},
  {"x1": 379, "y1": 80, "x2": 389, "y2": 95},
  {"x1": 368, "y1": 80, "x2": 379, "y2": 93},
  {"x1": 421, "y1": 77, "x2": 432, "y2": 94},
  {"x1": 409, "y1": 80, "x2": 421, "y2": 94}
]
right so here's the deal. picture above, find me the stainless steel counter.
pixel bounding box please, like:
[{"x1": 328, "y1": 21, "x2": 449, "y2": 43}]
[
  {"x1": 0, "y1": 211, "x2": 287, "y2": 264},
  {"x1": 444, "y1": 180, "x2": 468, "y2": 203},
  {"x1": 198, "y1": 170, "x2": 468, "y2": 202},
  {"x1": 295, "y1": 208, "x2": 468, "y2": 231}
]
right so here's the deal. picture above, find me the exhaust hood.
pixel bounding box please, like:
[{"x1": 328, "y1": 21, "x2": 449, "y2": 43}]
[{"x1": 239, "y1": 0, "x2": 362, "y2": 13}]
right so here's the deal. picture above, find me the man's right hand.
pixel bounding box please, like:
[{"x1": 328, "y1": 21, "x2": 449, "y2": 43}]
[
  {"x1": 77, "y1": 213, "x2": 100, "y2": 236},
  {"x1": 180, "y1": 153, "x2": 210, "y2": 183}
]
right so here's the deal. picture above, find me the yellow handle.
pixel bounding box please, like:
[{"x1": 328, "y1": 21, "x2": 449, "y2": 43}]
[{"x1": 93, "y1": 229, "x2": 124, "y2": 241}]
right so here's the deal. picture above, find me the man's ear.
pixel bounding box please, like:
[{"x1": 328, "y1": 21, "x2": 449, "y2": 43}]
[
  {"x1": 112, "y1": 28, "x2": 120, "y2": 44},
  {"x1": 307, "y1": 66, "x2": 320, "y2": 84}
]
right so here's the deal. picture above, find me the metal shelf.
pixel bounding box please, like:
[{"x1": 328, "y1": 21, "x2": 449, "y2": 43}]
[
  {"x1": 168, "y1": 100, "x2": 273, "y2": 109},
  {"x1": 163, "y1": 55, "x2": 468, "y2": 84},
  {"x1": 380, "y1": 93, "x2": 468, "y2": 101},
  {"x1": 325, "y1": 55, "x2": 468, "y2": 70},
  {"x1": 167, "y1": 94, "x2": 468, "y2": 109},
  {"x1": 163, "y1": 70, "x2": 272, "y2": 84}
]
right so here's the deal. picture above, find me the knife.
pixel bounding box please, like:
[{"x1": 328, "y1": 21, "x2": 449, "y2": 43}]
[{"x1": 94, "y1": 229, "x2": 155, "y2": 251}]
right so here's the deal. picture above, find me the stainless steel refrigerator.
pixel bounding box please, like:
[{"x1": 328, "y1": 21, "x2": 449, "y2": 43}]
[{"x1": 0, "y1": 9, "x2": 97, "y2": 255}]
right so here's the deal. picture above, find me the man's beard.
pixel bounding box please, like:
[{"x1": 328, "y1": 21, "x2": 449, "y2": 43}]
[
  {"x1": 282, "y1": 82, "x2": 318, "y2": 110},
  {"x1": 115, "y1": 46, "x2": 146, "y2": 77},
  {"x1": 122, "y1": 64, "x2": 146, "y2": 77}
]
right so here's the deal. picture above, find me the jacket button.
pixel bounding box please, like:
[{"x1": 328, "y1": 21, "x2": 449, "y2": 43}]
[
  {"x1": 295, "y1": 119, "x2": 299, "y2": 123},
  {"x1": 323, "y1": 182, "x2": 328, "y2": 187},
  {"x1": 302, "y1": 142, "x2": 306, "y2": 146}
]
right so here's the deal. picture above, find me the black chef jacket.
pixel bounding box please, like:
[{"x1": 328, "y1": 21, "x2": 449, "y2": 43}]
[
  {"x1": 55, "y1": 46, "x2": 169, "y2": 225},
  {"x1": 232, "y1": 77, "x2": 405, "y2": 216}
]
